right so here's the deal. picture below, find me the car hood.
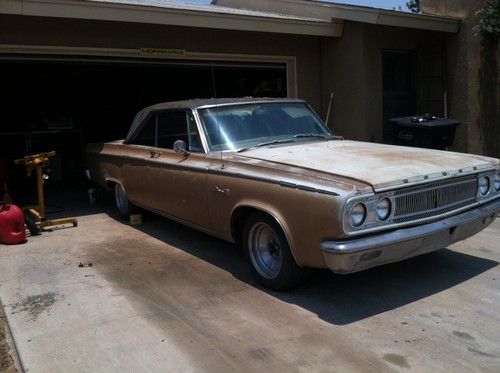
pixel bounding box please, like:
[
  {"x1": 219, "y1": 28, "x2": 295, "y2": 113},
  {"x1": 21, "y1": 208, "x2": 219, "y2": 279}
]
[{"x1": 236, "y1": 140, "x2": 499, "y2": 191}]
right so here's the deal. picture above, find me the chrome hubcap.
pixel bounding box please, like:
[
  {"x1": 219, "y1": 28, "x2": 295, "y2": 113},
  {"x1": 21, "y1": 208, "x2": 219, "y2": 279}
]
[
  {"x1": 248, "y1": 222, "x2": 283, "y2": 279},
  {"x1": 115, "y1": 184, "x2": 128, "y2": 213}
]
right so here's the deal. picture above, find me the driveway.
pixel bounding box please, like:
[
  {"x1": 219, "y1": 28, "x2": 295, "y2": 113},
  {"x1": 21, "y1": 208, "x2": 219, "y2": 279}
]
[{"x1": 0, "y1": 199, "x2": 499, "y2": 372}]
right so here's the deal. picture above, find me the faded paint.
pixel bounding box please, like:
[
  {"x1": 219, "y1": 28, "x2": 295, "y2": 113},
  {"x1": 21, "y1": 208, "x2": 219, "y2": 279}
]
[
  {"x1": 237, "y1": 140, "x2": 498, "y2": 191},
  {"x1": 86, "y1": 99, "x2": 500, "y2": 272}
]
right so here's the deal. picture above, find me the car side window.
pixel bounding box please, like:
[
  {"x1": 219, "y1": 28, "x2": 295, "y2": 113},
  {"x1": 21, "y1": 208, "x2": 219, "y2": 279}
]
[
  {"x1": 156, "y1": 111, "x2": 203, "y2": 153},
  {"x1": 157, "y1": 111, "x2": 189, "y2": 150},
  {"x1": 131, "y1": 110, "x2": 204, "y2": 152},
  {"x1": 131, "y1": 115, "x2": 156, "y2": 146}
]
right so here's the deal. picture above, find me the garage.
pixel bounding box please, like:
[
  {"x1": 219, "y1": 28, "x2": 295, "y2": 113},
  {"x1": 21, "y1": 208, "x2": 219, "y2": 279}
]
[{"x1": 0, "y1": 54, "x2": 287, "y2": 200}]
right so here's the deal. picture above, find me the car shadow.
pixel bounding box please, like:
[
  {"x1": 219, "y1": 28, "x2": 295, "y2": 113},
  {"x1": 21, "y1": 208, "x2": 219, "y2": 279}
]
[{"x1": 103, "y1": 207, "x2": 498, "y2": 326}]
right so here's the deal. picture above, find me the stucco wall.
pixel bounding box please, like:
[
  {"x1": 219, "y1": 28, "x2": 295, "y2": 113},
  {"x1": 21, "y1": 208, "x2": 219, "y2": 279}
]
[
  {"x1": 320, "y1": 21, "x2": 448, "y2": 146},
  {"x1": 363, "y1": 24, "x2": 447, "y2": 143},
  {"x1": 422, "y1": 0, "x2": 500, "y2": 158},
  {"x1": 319, "y1": 22, "x2": 366, "y2": 140}
]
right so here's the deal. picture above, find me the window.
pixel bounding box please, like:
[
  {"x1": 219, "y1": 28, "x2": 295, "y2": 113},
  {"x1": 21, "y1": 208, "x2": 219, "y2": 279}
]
[
  {"x1": 157, "y1": 111, "x2": 188, "y2": 149},
  {"x1": 198, "y1": 102, "x2": 331, "y2": 151},
  {"x1": 382, "y1": 50, "x2": 417, "y2": 142},
  {"x1": 131, "y1": 110, "x2": 203, "y2": 152},
  {"x1": 187, "y1": 112, "x2": 203, "y2": 152},
  {"x1": 131, "y1": 115, "x2": 156, "y2": 146}
]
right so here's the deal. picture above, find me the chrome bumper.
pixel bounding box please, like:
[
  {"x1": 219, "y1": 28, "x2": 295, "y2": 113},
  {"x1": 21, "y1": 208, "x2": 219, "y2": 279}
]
[{"x1": 321, "y1": 198, "x2": 500, "y2": 274}]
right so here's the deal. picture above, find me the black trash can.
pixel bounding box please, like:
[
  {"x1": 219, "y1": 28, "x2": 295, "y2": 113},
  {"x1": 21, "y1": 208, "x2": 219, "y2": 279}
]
[{"x1": 387, "y1": 115, "x2": 460, "y2": 150}]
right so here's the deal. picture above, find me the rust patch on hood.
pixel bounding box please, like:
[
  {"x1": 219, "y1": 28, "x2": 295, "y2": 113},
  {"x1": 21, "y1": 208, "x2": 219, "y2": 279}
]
[{"x1": 237, "y1": 140, "x2": 499, "y2": 191}]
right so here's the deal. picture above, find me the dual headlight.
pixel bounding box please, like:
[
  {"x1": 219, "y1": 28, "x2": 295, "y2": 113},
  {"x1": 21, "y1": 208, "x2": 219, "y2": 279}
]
[
  {"x1": 349, "y1": 171, "x2": 499, "y2": 228},
  {"x1": 479, "y1": 172, "x2": 500, "y2": 196},
  {"x1": 350, "y1": 197, "x2": 392, "y2": 227}
]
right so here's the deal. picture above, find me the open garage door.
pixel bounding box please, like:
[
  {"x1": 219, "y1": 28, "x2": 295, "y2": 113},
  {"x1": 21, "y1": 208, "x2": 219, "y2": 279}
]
[{"x1": 0, "y1": 55, "x2": 287, "y2": 195}]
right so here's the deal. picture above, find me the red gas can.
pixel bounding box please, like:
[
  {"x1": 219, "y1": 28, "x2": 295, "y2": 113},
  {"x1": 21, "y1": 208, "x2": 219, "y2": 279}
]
[{"x1": 0, "y1": 204, "x2": 26, "y2": 244}]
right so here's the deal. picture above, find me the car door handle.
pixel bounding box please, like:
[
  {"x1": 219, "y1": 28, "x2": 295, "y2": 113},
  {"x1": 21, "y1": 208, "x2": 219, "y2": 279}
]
[{"x1": 150, "y1": 151, "x2": 161, "y2": 158}]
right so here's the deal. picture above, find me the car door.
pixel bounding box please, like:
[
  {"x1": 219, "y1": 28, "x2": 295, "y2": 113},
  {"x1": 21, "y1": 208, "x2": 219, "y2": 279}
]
[
  {"x1": 145, "y1": 110, "x2": 210, "y2": 229},
  {"x1": 121, "y1": 115, "x2": 156, "y2": 208}
]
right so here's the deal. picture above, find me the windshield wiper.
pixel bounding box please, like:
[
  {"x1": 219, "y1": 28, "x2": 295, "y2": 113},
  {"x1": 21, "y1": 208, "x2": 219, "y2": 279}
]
[
  {"x1": 293, "y1": 133, "x2": 328, "y2": 139},
  {"x1": 237, "y1": 139, "x2": 295, "y2": 153}
]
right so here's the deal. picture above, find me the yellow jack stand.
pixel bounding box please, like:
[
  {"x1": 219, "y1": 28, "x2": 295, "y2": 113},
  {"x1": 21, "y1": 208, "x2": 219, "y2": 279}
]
[{"x1": 14, "y1": 151, "x2": 78, "y2": 230}]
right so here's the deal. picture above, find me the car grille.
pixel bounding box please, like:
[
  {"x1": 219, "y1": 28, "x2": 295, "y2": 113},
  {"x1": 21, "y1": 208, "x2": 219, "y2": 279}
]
[{"x1": 393, "y1": 175, "x2": 478, "y2": 223}]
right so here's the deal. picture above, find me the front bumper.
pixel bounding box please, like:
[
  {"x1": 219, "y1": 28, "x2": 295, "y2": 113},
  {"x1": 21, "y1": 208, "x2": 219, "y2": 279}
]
[{"x1": 321, "y1": 198, "x2": 500, "y2": 274}]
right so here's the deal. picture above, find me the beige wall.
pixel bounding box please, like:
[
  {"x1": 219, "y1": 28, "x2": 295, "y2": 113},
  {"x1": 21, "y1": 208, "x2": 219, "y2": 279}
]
[
  {"x1": 422, "y1": 0, "x2": 500, "y2": 158},
  {"x1": 320, "y1": 22, "x2": 448, "y2": 146},
  {"x1": 319, "y1": 22, "x2": 366, "y2": 140}
]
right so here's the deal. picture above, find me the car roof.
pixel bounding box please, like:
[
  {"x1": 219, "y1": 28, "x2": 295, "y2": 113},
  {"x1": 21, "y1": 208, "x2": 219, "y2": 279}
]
[
  {"x1": 125, "y1": 97, "x2": 305, "y2": 143},
  {"x1": 143, "y1": 97, "x2": 304, "y2": 111}
]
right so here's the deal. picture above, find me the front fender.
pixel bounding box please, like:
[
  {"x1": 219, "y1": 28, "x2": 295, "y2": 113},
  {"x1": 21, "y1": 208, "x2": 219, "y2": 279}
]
[{"x1": 229, "y1": 200, "x2": 301, "y2": 267}]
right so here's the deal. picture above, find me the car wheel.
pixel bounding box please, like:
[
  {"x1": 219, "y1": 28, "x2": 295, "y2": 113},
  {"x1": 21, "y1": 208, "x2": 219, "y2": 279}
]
[
  {"x1": 243, "y1": 212, "x2": 307, "y2": 291},
  {"x1": 114, "y1": 183, "x2": 135, "y2": 219}
]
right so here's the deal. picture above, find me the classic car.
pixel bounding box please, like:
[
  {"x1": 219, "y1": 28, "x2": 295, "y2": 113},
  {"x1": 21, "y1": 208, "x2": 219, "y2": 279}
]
[{"x1": 86, "y1": 98, "x2": 500, "y2": 290}]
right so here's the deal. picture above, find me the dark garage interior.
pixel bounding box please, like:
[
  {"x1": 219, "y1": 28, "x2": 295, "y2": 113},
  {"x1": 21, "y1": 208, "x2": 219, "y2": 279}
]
[{"x1": 0, "y1": 55, "x2": 287, "y2": 203}]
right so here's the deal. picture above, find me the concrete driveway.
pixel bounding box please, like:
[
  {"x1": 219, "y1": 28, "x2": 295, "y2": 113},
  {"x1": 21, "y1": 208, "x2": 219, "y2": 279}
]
[{"x1": 0, "y1": 198, "x2": 499, "y2": 372}]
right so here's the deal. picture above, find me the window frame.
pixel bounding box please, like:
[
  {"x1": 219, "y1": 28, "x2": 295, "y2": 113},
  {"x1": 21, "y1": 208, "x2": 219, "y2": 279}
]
[
  {"x1": 128, "y1": 113, "x2": 157, "y2": 147},
  {"x1": 129, "y1": 109, "x2": 208, "y2": 154}
]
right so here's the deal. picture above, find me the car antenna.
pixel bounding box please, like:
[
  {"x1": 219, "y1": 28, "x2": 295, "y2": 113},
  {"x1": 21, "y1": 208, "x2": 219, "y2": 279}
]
[
  {"x1": 325, "y1": 92, "x2": 334, "y2": 127},
  {"x1": 210, "y1": 62, "x2": 225, "y2": 169}
]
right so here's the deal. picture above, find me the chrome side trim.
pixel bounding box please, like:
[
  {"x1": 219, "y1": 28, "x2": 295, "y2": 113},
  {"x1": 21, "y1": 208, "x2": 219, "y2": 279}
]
[
  {"x1": 278, "y1": 181, "x2": 339, "y2": 196},
  {"x1": 97, "y1": 151, "x2": 341, "y2": 196}
]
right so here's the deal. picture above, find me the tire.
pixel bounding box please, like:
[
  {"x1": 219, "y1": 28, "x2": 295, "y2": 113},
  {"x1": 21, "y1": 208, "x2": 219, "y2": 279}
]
[
  {"x1": 243, "y1": 212, "x2": 307, "y2": 291},
  {"x1": 114, "y1": 183, "x2": 135, "y2": 219}
]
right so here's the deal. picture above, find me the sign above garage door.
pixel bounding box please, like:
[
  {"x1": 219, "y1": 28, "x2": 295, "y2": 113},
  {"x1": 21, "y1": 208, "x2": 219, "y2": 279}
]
[{"x1": 140, "y1": 48, "x2": 186, "y2": 57}]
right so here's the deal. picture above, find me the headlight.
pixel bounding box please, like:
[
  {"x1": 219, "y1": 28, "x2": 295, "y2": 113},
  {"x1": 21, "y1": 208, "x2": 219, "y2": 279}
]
[
  {"x1": 495, "y1": 172, "x2": 500, "y2": 192},
  {"x1": 350, "y1": 202, "x2": 367, "y2": 227},
  {"x1": 376, "y1": 197, "x2": 391, "y2": 220},
  {"x1": 479, "y1": 176, "x2": 490, "y2": 195}
]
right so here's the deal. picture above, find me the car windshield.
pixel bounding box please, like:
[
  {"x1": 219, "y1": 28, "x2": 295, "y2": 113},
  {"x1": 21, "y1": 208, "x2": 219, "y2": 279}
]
[{"x1": 197, "y1": 102, "x2": 333, "y2": 151}]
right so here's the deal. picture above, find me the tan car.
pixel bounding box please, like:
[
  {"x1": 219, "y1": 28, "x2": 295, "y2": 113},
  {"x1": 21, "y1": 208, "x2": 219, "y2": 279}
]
[{"x1": 86, "y1": 98, "x2": 500, "y2": 290}]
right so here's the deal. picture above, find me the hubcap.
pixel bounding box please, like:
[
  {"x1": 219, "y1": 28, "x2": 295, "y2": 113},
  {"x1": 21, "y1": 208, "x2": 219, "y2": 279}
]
[
  {"x1": 115, "y1": 184, "x2": 128, "y2": 213},
  {"x1": 248, "y1": 222, "x2": 283, "y2": 279}
]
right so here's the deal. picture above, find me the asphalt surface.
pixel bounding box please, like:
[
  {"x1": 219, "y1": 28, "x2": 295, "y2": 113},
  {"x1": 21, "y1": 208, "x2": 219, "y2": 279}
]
[{"x1": 0, "y1": 198, "x2": 499, "y2": 372}]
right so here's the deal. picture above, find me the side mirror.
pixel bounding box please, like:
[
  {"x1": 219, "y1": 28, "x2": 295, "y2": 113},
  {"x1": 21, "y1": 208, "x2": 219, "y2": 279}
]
[{"x1": 173, "y1": 140, "x2": 189, "y2": 155}]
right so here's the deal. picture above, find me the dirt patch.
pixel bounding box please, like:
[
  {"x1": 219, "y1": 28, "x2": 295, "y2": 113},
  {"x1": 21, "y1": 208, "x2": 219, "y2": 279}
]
[
  {"x1": 11, "y1": 292, "x2": 56, "y2": 321},
  {"x1": 0, "y1": 309, "x2": 17, "y2": 373},
  {"x1": 383, "y1": 353, "x2": 411, "y2": 369}
]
